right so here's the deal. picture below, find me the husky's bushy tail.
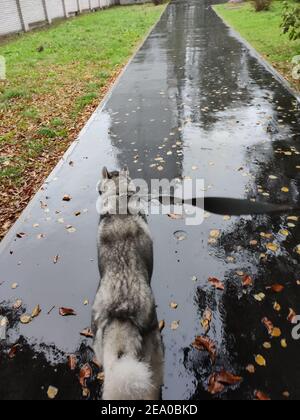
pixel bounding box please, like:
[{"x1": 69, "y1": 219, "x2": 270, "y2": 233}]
[{"x1": 99, "y1": 319, "x2": 161, "y2": 400}]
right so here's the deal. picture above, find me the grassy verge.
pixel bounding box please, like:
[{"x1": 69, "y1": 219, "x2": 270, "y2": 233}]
[
  {"x1": 213, "y1": 0, "x2": 300, "y2": 92},
  {"x1": 0, "y1": 3, "x2": 166, "y2": 239}
]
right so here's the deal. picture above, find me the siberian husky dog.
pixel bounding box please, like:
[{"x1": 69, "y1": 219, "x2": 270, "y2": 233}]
[{"x1": 92, "y1": 167, "x2": 164, "y2": 400}]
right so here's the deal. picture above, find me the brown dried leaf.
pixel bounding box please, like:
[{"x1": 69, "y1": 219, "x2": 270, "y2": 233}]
[
  {"x1": 242, "y1": 275, "x2": 253, "y2": 287},
  {"x1": 208, "y1": 373, "x2": 225, "y2": 395},
  {"x1": 192, "y1": 336, "x2": 217, "y2": 363},
  {"x1": 80, "y1": 328, "x2": 94, "y2": 338},
  {"x1": 79, "y1": 363, "x2": 92, "y2": 387},
  {"x1": 62, "y1": 195, "x2": 72, "y2": 202},
  {"x1": 270, "y1": 284, "x2": 284, "y2": 293},
  {"x1": 59, "y1": 307, "x2": 76, "y2": 317},
  {"x1": 286, "y1": 308, "x2": 296, "y2": 325},
  {"x1": 68, "y1": 354, "x2": 77, "y2": 371},
  {"x1": 214, "y1": 370, "x2": 242, "y2": 385},
  {"x1": 208, "y1": 277, "x2": 225, "y2": 291},
  {"x1": 8, "y1": 344, "x2": 20, "y2": 359},
  {"x1": 255, "y1": 390, "x2": 271, "y2": 401}
]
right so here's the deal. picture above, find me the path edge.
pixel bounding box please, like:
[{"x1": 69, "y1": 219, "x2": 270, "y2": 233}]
[{"x1": 212, "y1": 5, "x2": 300, "y2": 104}]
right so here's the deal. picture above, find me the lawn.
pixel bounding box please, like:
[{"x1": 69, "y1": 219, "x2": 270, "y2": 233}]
[
  {"x1": 213, "y1": 0, "x2": 300, "y2": 92},
  {"x1": 0, "y1": 3, "x2": 166, "y2": 240}
]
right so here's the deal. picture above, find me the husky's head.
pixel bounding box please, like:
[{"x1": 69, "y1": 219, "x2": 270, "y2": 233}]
[{"x1": 99, "y1": 167, "x2": 136, "y2": 198}]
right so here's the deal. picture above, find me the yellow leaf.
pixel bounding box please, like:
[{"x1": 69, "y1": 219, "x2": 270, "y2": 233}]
[
  {"x1": 171, "y1": 320, "x2": 180, "y2": 330},
  {"x1": 281, "y1": 187, "x2": 289, "y2": 193},
  {"x1": 263, "y1": 342, "x2": 271, "y2": 349},
  {"x1": 20, "y1": 315, "x2": 32, "y2": 324},
  {"x1": 281, "y1": 339, "x2": 287, "y2": 349},
  {"x1": 273, "y1": 302, "x2": 281, "y2": 312},
  {"x1": 271, "y1": 327, "x2": 282, "y2": 338},
  {"x1": 31, "y1": 305, "x2": 41, "y2": 319},
  {"x1": 255, "y1": 355, "x2": 266, "y2": 367},
  {"x1": 266, "y1": 243, "x2": 279, "y2": 253},
  {"x1": 47, "y1": 386, "x2": 58, "y2": 400},
  {"x1": 210, "y1": 229, "x2": 221, "y2": 239}
]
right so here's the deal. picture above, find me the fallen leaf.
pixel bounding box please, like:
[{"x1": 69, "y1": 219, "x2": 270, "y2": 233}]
[
  {"x1": 13, "y1": 299, "x2": 22, "y2": 310},
  {"x1": 266, "y1": 243, "x2": 279, "y2": 253},
  {"x1": 279, "y1": 229, "x2": 289, "y2": 237},
  {"x1": 201, "y1": 308, "x2": 212, "y2": 333},
  {"x1": 208, "y1": 370, "x2": 242, "y2": 395},
  {"x1": 255, "y1": 390, "x2": 271, "y2": 401},
  {"x1": 79, "y1": 363, "x2": 92, "y2": 387},
  {"x1": 208, "y1": 373, "x2": 225, "y2": 395},
  {"x1": 208, "y1": 277, "x2": 225, "y2": 291},
  {"x1": 31, "y1": 305, "x2": 41, "y2": 319},
  {"x1": 68, "y1": 354, "x2": 77, "y2": 371},
  {"x1": 263, "y1": 342, "x2": 271, "y2": 349},
  {"x1": 82, "y1": 387, "x2": 90, "y2": 398},
  {"x1": 47, "y1": 386, "x2": 59, "y2": 400},
  {"x1": 171, "y1": 320, "x2": 180, "y2": 330},
  {"x1": 59, "y1": 307, "x2": 76, "y2": 317},
  {"x1": 250, "y1": 240, "x2": 258, "y2": 246},
  {"x1": 281, "y1": 339, "x2": 287, "y2": 349},
  {"x1": 11, "y1": 283, "x2": 18, "y2": 290},
  {"x1": 159, "y1": 320, "x2": 165, "y2": 332},
  {"x1": 62, "y1": 195, "x2": 72, "y2": 202},
  {"x1": 168, "y1": 214, "x2": 183, "y2": 220},
  {"x1": 192, "y1": 336, "x2": 217, "y2": 363},
  {"x1": 20, "y1": 315, "x2": 32, "y2": 324},
  {"x1": 254, "y1": 293, "x2": 265, "y2": 302},
  {"x1": 170, "y1": 302, "x2": 178, "y2": 309},
  {"x1": 53, "y1": 255, "x2": 59, "y2": 264},
  {"x1": 214, "y1": 370, "x2": 242, "y2": 385},
  {"x1": 246, "y1": 364, "x2": 255, "y2": 374},
  {"x1": 270, "y1": 284, "x2": 284, "y2": 293},
  {"x1": 80, "y1": 328, "x2": 94, "y2": 338},
  {"x1": 66, "y1": 226, "x2": 76, "y2": 233},
  {"x1": 273, "y1": 302, "x2": 281, "y2": 312},
  {"x1": 287, "y1": 308, "x2": 297, "y2": 323},
  {"x1": 210, "y1": 230, "x2": 221, "y2": 239},
  {"x1": 97, "y1": 372, "x2": 105, "y2": 382},
  {"x1": 8, "y1": 344, "x2": 20, "y2": 359},
  {"x1": 255, "y1": 355, "x2": 266, "y2": 367},
  {"x1": 242, "y1": 275, "x2": 253, "y2": 287},
  {"x1": 281, "y1": 187, "x2": 289, "y2": 193},
  {"x1": 271, "y1": 328, "x2": 282, "y2": 338}
]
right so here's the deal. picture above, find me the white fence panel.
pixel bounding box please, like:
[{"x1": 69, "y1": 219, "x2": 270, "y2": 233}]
[
  {"x1": 0, "y1": 0, "x2": 23, "y2": 35},
  {"x1": 47, "y1": 0, "x2": 65, "y2": 19},
  {"x1": 20, "y1": 0, "x2": 46, "y2": 26},
  {"x1": 65, "y1": 0, "x2": 78, "y2": 13},
  {"x1": 80, "y1": 0, "x2": 90, "y2": 10},
  {"x1": 90, "y1": 0, "x2": 99, "y2": 9}
]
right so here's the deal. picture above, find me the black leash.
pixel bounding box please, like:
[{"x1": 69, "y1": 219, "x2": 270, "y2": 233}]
[{"x1": 156, "y1": 196, "x2": 300, "y2": 216}]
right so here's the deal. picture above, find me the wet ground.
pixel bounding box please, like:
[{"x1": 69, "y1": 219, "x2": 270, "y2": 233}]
[{"x1": 1, "y1": 0, "x2": 300, "y2": 400}]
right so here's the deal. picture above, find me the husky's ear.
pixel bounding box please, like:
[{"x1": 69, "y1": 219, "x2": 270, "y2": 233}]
[{"x1": 102, "y1": 167, "x2": 110, "y2": 180}]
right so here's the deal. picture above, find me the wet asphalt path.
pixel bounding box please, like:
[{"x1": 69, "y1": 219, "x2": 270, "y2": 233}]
[{"x1": 1, "y1": 0, "x2": 300, "y2": 400}]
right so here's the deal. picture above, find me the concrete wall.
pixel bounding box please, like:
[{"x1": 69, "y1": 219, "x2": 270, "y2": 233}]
[{"x1": 0, "y1": 0, "x2": 121, "y2": 37}]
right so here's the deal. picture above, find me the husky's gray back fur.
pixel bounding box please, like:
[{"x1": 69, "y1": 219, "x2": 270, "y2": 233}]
[{"x1": 92, "y1": 168, "x2": 164, "y2": 400}]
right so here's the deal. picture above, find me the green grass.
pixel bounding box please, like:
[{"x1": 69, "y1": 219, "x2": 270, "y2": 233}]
[
  {"x1": 0, "y1": 3, "x2": 166, "y2": 186},
  {"x1": 214, "y1": 0, "x2": 300, "y2": 91}
]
